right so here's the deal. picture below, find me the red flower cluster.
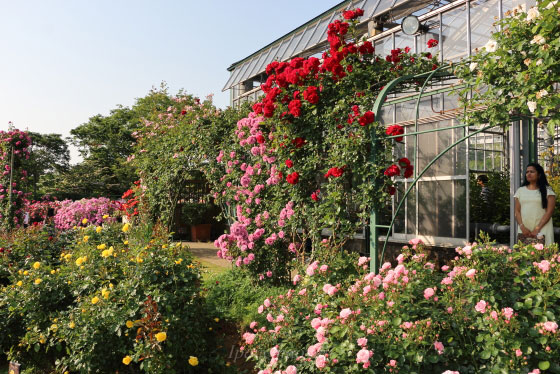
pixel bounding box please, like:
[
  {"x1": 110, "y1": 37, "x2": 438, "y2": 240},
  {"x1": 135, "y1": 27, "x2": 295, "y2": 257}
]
[
  {"x1": 358, "y1": 41, "x2": 374, "y2": 55},
  {"x1": 399, "y1": 158, "x2": 414, "y2": 178},
  {"x1": 303, "y1": 86, "x2": 319, "y2": 104},
  {"x1": 342, "y1": 8, "x2": 364, "y2": 20},
  {"x1": 386, "y1": 48, "x2": 403, "y2": 64},
  {"x1": 427, "y1": 39, "x2": 439, "y2": 48},
  {"x1": 358, "y1": 111, "x2": 375, "y2": 126},
  {"x1": 386, "y1": 124, "x2": 404, "y2": 142},
  {"x1": 286, "y1": 172, "x2": 300, "y2": 185},
  {"x1": 384, "y1": 164, "x2": 400, "y2": 177},
  {"x1": 289, "y1": 99, "x2": 302, "y2": 117},
  {"x1": 256, "y1": 134, "x2": 266, "y2": 144},
  {"x1": 311, "y1": 190, "x2": 320, "y2": 201},
  {"x1": 285, "y1": 159, "x2": 293, "y2": 168},
  {"x1": 292, "y1": 137, "x2": 306, "y2": 148},
  {"x1": 325, "y1": 166, "x2": 345, "y2": 178},
  {"x1": 384, "y1": 158, "x2": 414, "y2": 179}
]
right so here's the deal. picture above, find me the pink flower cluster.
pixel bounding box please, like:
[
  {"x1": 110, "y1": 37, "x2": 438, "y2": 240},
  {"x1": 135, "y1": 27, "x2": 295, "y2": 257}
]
[{"x1": 53, "y1": 198, "x2": 117, "y2": 230}]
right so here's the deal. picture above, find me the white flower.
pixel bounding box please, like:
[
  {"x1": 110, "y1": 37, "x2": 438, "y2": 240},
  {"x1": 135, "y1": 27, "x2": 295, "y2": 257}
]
[
  {"x1": 530, "y1": 34, "x2": 546, "y2": 45},
  {"x1": 469, "y1": 62, "x2": 478, "y2": 71},
  {"x1": 526, "y1": 7, "x2": 540, "y2": 21},
  {"x1": 536, "y1": 89, "x2": 549, "y2": 99},
  {"x1": 524, "y1": 58, "x2": 532, "y2": 66},
  {"x1": 536, "y1": 58, "x2": 543, "y2": 66},
  {"x1": 527, "y1": 101, "x2": 538, "y2": 113},
  {"x1": 546, "y1": 1, "x2": 557, "y2": 10},
  {"x1": 484, "y1": 39, "x2": 498, "y2": 52}
]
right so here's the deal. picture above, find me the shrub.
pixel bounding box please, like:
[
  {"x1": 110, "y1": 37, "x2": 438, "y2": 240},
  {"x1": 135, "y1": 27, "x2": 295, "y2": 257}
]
[
  {"x1": 53, "y1": 197, "x2": 118, "y2": 230},
  {"x1": 0, "y1": 222, "x2": 233, "y2": 373},
  {"x1": 241, "y1": 241, "x2": 560, "y2": 373}
]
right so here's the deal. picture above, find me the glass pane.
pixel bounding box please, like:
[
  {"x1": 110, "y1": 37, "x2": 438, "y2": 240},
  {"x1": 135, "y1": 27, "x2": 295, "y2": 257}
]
[
  {"x1": 418, "y1": 179, "x2": 466, "y2": 238},
  {"x1": 417, "y1": 119, "x2": 466, "y2": 177},
  {"x1": 363, "y1": 0, "x2": 384, "y2": 18},
  {"x1": 375, "y1": 35, "x2": 392, "y2": 59},
  {"x1": 416, "y1": 15, "x2": 440, "y2": 56},
  {"x1": 393, "y1": 181, "x2": 406, "y2": 233},
  {"x1": 237, "y1": 57, "x2": 260, "y2": 85},
  {"x1": 307, "y1": 16, "x2": 332, "y2": 49},
  {"x1": 281, "y1": 31, "x2": 304, "y2": 61},
  {"x1": 502, "y1": 0, "x2": 536, "y2": 14},
  {"x1": 295, "y1": 22, "x2": 320, "y2": 54},
  {"x1": 395, "y1": 96, "x2": 435, "y2": 123},
  {"x1": 380, "y1": 103, "x2": 394, "y2": 125},
  {"x1": 444, "y1": 91, "x2": 461, "y2": 111},
  {"x1": 470, "y1": 0, "x2": 500, "y2": 53},
  {"x1": 275, "y1": 37, "x2": 293, "y2": 62},
  {"x1": 406, "y1": 183, "x2": 416, "y2": 235},
  {"x1": 441, "y1": 5, "x2": 468, "y2": 62},
  {"x1": 394, "y1": 31, "x2": 414, "y2": 53},
  {"x1": 223, "y1": 64, "x2": 244, "y2": 91},
  {"x1": 245, "y1": 50, "x2": 270, "y2": 80}
]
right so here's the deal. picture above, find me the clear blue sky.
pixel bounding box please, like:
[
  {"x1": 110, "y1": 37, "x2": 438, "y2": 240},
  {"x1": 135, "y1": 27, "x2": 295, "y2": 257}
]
[{"x1": 0, "y1": 0, "x2": 341, "y2": 160}]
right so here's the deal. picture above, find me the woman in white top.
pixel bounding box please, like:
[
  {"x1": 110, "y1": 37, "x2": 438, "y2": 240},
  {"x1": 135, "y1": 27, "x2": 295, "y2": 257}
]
[{"x1": 514, "y1": 162, "x2": 556, "y2": 245}]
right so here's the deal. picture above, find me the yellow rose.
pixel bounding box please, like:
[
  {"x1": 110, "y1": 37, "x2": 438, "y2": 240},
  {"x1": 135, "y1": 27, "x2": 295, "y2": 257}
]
[
  {"x1": 91, "y1": 296, "x2": 99, "y2": 304},
  {"x1": 23, "y1": 270, "x2": 29, "y2": 276},
  {"x1": 162, "y1": 244, "x2": 168, "y2": 249},
  {"x1": 101, "y1": 288, "x2": 110, "y2": 299},
  {"x1": 33, "y1": 262, "x2": 41, "y2": 269},
  {"x1": 175, "y1": 258, "x2": 183, "y2": 265},
  {"x1": 50, "y1": 324, "x2": 58, "y2": 331},
  {"x1": 18, "y1": 270, "x2": 23, "y2": 275},
  {"x1": 82, "y1": 218, "x2": 88, "y2": 225},
  {"x1": 155, "y1": 332, "x2": 167, "y2": 342},
  {"x1": 126, "y1": 320, "x2": 134, "y2": 328},
  {"x1": 16, "y1": 281, "x2": 23, "y2": 286},
  {"x1": 124, "y1": 240, "x2": 129, "y2": 245},
  {"x1": 39, "y1": 337, "x2": 46, "y2": 344},
  {"x1": 64, "y1": 253, "x2": 72, "y2": 261},
  {"x1": 188, "y1": 356, "x2": 199, "y2": 366},
  {"x1": 97, "y1": 243, "x2": 106, "y2": 250},
  {"x1": 96, "y1": 226, "x2": 102, "y2": 233},
  {"x1": 83, "y1": 236, "x2": 89, "y2": 243},
  {"x1": 69, "y1": 322, "x2": 75, "y2": 329},
  {"x1": 34, "y1": 278, "x2": 42, "y2": 285},
  {"x1": 50, "y1": 270, "x2": 56, "y2": 275},
  {"x1": 214, "y1": 318, "x2": 220, "y2": 322},
  {"x1": 122, "y1": 223, "x2": 130, "y2": 233},
  {"x1": 102, "y1": 214, "x2": 109, "y2": 219},
  {"x1": 122, "y1": 355, "x2": 132, "y2": 365}
]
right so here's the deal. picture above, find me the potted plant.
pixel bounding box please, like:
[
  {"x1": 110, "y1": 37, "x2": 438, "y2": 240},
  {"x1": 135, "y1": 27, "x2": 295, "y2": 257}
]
[{"x1": 181, "y1": 202, "x2": 213, "y2": 241}]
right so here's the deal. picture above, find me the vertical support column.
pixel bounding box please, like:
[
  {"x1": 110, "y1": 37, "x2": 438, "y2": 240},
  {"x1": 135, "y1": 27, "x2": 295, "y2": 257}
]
[
  {"x1": 467, "y1": 0, "x2": 472, "y2": 57},
  {"x1": 510, "y1": 121, "x2": 520, "y2": 247}
]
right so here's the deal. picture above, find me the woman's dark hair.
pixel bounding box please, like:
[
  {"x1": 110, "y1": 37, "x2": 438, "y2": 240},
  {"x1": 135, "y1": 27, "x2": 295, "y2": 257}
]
[
  {"x1": 521, "y1": 162, "x2": 550, "y2": 209},
  {"x1": 477, "y1": 174, "x2": 489, "y2": 184}
]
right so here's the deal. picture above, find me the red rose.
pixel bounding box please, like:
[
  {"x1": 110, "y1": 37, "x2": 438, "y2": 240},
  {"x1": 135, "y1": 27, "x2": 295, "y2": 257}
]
[
  {"x1": 181, "y1": 110, "x2": 187, "y2": 115},
  {"x1": 425, "y1": 52, "x2": 432, "y2": 59},
  {"x1": 303, "y1": 86, "x2": 319, "y2": 104},
  {"x1": 285, "y1": 159, "x2": 293, "y2": 168},
  {"x1": 292, "y1": 137, "x2": 306, "y2": 148},
  {"x1": 358, "y1": 41, "x2": 374, "y2": 55},
  {"x1": 387, "y1": 186, "x2": 396, "y2": 195},
  {"x1": 404, "y1": 46, "x2": 411, "y2": 53},
  {"x1": 384, "y1": 164, "x2": 400, "y2": 177},
  {"x1": 263, "y1": 102, "x2": 275, "y2": 118},
  {"x1": 432, "y1": 64, "x2": 438, "y2": 70},
  {"x1": 385, "y1": 124, "x2": 404, "y2": 142},
  {"x1": 404, "y1": 165, "x2": 414, "y2": 178},
  {"x1": 288, "y1": 99, "x2": 302, "y2": 117},
  {"x1": 286, "y1": 172, "x2": 299, "y2": 185},
  {"x1": 311, "y1": 190, "x2": 320, "y2": 201},
  {"x1": 358, "y1": 111, "x2": 375, "y2": 126},
  {"x1": 342, "y1": 10, "x2": 355, "y2": 20},
  {"x1": 325, "y1": 166, "x2": 345, "y2": 178},
  {"x1": 398, "y1": 158, "x2": 411, "y2": 168},
  {"x1": 427, "y1": 39, "x2": 439, "y2": 48},
  {"x1": 256, "y1": 135, "x2": 265, "y2": 144}
]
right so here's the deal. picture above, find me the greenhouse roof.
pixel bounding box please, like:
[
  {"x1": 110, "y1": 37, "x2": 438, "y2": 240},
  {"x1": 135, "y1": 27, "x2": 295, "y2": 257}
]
[{"x1": 223, "y1": 0, "x2": 442, "y2": 91}]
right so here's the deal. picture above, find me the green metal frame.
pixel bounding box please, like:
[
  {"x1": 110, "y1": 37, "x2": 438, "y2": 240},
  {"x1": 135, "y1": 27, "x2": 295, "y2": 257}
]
[{"x1": 369, "y1": 66, "x2": 493, "y2": 273}]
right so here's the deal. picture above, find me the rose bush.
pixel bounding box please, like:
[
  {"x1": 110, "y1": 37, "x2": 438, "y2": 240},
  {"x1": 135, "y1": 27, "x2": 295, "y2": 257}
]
[
  {"x1": 0, "y1": 127, "x2": 32, "y2": 230},
  {"x1": 456, "y1": 0, "x2": 559, "y2": 132},
  {"x1": 241, "y1": 240, "x2": 559, "y2": 373},
  {"x1": 0, "y1": 222, "x2": 233, "y2": 373},
  {"x1": 210, "y1": 10, "x2": 440, "y2": 282},
  {"x1": 53, "y1": 197, "x2": 119, "y2": 230}
]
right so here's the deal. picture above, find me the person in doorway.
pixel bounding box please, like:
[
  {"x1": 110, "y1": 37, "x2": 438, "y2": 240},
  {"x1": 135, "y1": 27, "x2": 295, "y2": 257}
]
[
  {"x1": 477, "y1": 174, "x2": 491, "y2": 204},
  {"x1": 514, "y1": 162, "x2": 556, "y2": 245}
]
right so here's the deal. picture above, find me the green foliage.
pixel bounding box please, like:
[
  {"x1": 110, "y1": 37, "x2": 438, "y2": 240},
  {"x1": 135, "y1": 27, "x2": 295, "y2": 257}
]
[
  {"x1": 469, "y1": 170, "x2": 511, "y2": 225},
  {"x1": 0, "y1": 223, "x2": 233, "y2": 373},
  {"x1": 204, "y1": 268, "x2": 288, "y2": 328}
]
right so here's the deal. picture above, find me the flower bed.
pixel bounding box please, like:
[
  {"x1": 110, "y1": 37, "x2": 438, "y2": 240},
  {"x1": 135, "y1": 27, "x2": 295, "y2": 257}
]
[
  {"x1": 0, "y1": 222, "x2": 233, "y2": 373},
  {"x1": 241, "y1": 241, "x2": 559, "y2": 373},
  {"x1": 53, "y1": 197, "x2": 119, "y2": 230}
]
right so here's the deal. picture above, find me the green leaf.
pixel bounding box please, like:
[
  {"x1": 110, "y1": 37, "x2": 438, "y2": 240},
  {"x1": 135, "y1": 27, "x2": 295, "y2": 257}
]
[
  {"x1": 539, "y1": 361, "x2": 550, "y2": 371},
  {"x1": 480, "y1": 350, "x2": 491, "y2": 360},
  {"x1": 392, "y1": 317, "x2": 402, "y2": 326}
]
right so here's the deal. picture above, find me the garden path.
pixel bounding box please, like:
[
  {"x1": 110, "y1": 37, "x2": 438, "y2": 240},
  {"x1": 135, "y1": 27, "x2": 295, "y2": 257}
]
[{"x1": 176, "y1": 241, "x2": 230, "y2": 275}]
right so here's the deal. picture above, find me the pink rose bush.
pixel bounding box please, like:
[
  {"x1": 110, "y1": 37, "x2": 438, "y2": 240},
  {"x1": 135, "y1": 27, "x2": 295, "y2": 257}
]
[
  {"x1": 54, "y1": 198, "x2": 118, "y2": 230},
  {"x1": 241, "y1": 241, "x2": 559, "y2": 372}
]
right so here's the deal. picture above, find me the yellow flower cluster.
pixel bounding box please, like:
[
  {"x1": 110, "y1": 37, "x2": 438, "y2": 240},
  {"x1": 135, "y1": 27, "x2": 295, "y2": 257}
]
[
  {"x1": 102, "y1": 214, "x2": 109, "y2": 219},
  {"x1": 97, "y1": 243, "x2": 106, "y2": 250},
  {"x1": 82, "y1": 218, "x2": 88, "y2": 225},
  {"x1": 188, "y1": 356, "x2": 198, "y2": 366},
  {"x1": 101, "y1": 288, "x2": 110, "y2": 299},
  {"x1": 122, "y1": 355, "x2": 132, "y2": 365},
  {"x1": 155, "y1": 332, "x2": 167, "y2": 342},
  {"x1": 101, "y1": 246, "x2": 114, "y2": 258},
  {"x1": 83, "y1": 236, "x2": 89, "y2": 243},
  {"x1": 91, "y1": 296, "x2": 99, "y2": 304},
  {"x1": 122, "y1": 223, "x2": 131, "y2": 233},
  {"x1": 75, "y1": 256, "x2": 87, "y2": 266},
  {"x1": 96, "y1": 226, "x2": 102, "y2": 233},
  {"x1": 33, "y1": 262, "x2": 41, "y2": 269}
]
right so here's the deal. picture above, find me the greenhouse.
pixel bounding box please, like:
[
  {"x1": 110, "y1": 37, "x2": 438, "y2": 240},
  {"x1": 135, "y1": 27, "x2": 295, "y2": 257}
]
[{"x1": 223, "y1": 0, "x2": 548, "y2": 252}]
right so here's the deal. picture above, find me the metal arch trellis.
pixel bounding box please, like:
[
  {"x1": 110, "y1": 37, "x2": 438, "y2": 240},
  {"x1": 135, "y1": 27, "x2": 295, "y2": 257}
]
[{"x1": 368, "y1": 65, "x2": 493, "y2": 273}]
